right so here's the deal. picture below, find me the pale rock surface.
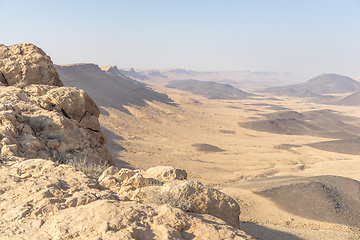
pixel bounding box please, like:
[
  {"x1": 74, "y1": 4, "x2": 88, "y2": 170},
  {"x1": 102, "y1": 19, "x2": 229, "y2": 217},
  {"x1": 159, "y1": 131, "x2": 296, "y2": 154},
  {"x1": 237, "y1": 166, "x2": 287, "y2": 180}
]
[
  {"x1": 142, "y1": 165, "x2": 188, "y2": 182},
  {"x1": 0, "y1": 43, "x2": 62, "y2": 87},
  {"x1": 43, "y1": 86, "x2": 100, "y2": 120},
  {"x1": 99, "y1": 166, "x2": 241, "y2": 229},
  {"x1": 0, "y1": 159, "x2": 250, "y2": 240},
  {"x1": 0, "y1": 85, "x2": 113, "y2": 165},
  {"x1": 0, "y1": 43, "x2": 113, "y2": 165},
  {"x1": 160, "y1": 180, "x2": 241, "y2": 228},
  {"x1": 41, "y1": 200, "x2": 248, "y2": 240}
]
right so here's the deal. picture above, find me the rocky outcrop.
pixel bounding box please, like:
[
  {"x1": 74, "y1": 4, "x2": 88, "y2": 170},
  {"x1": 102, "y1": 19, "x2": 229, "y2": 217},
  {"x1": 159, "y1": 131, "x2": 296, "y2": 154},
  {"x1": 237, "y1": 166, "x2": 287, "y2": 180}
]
[
  {"x1": 142, "y1": 165, "x2": 188, "y2": 182},
  {"x1": 98, "y1": 166, "x2": 241, "y2": 228},
  {"x1": 159, "y1": 180, "x2": 241, "y2": 228},
  {"x1": 0, "y1": 43, "x2": 62, "y2": 87},
  {"x1": 0, "y1": 84, "x2": 113, "y2": 165},
  {"x1": 0, "y1": 159, "x2": 249, "y2": 239},
  {"x1": 0, "y1": 43, "x2": 113, "y2": 165}
]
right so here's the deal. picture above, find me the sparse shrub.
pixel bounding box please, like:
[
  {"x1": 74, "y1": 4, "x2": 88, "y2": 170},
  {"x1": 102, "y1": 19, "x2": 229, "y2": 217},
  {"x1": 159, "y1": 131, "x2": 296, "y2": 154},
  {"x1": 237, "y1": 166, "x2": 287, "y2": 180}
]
[
  {"x1": 66, "y1": 158, "x2": 109, "y2": 179},
  {"x1": 50, "y1": 151, "x2": 66, "y2": 165},
  {"x1": 145, "y1": 188, "x2": 193, "y2": 212},
  {"x1": 49, "y1": 151, "x2": 108, "y2": 179}
]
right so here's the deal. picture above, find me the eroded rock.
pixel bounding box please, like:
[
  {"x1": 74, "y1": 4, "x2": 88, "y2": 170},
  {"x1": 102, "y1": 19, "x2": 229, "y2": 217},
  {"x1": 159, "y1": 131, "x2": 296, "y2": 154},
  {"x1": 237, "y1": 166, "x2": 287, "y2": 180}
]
[
  {"x1": 160, "y1": 180, "x2": 241, "y2": 228},
  {"x1": 99, "y1": 166, "x2": 240, "y2": 228},
  {"x1": 0, "y1": 43, "x2": 114, "y2": 166},
  {"x1": 0, "y1": 43, "x2": 62, "y2": 87},
  {"x1": 0, "y1": 159, "x2": 249, "y2": 239},
  {"x1": 142, "y1": 165, "x2": 188, "y2": 182}
]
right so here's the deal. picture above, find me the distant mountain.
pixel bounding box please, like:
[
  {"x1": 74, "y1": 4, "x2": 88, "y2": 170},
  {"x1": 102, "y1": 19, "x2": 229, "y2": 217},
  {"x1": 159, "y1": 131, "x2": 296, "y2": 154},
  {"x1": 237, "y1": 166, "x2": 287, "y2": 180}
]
[
  {"x1": 166, "y1": 79, "x2": 254, "y2": 100},
  {"x1": 261, "y1": 74, "x2": 360, "y2": 97},
  {"x1": 118, "y1": 68, "x2": 149, "y2": 81},
  {"x1": 118, "y1": 68, "x2": 302, "y2": 88},
  {"x1": 55, "y1": 64, "x2": 174, "y2": 114}
]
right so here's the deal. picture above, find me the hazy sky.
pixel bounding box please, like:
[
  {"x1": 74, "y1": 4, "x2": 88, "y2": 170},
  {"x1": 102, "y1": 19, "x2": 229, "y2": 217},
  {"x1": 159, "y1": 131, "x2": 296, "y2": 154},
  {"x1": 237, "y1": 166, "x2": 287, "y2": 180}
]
[{"x1": 1, "y1": 0, "x2": 359, "y2": 78}]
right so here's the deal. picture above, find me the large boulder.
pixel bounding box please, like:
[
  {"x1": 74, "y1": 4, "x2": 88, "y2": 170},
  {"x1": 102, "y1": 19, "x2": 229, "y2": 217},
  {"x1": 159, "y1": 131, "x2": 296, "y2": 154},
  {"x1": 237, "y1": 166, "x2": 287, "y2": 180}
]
[
  {"x1": 0, "y1": 43, "x2": 63, "y2": 87},
  {"x1": 99, "y1": 166, "x2": 241, "y2": 229},
  {"x1": 159, "y1": 181, "x2": 241, "y2": 228},
  {"x1": 142, "y1": 166, "x2": 187, "y2": 182},
  {"x1": 43, "y1": 87, "x2": 100, "y2": 120}
]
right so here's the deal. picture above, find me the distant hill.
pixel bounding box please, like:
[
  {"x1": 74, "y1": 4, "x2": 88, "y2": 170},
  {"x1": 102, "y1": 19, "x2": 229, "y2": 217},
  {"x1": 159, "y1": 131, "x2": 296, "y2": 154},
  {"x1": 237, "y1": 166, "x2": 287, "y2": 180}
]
[
  {"x1": 166, "y1": 79, "x2": 254, "y2": 100},
  {"x1": 308, "y1": 138, "x2": 360, "y2": 155},
  {"x1": 259, "y1": 175, "x2": 360, "y2": 227},
  {"x1": 238, "y1": 109, "x2": 360, "y2": 139},
  {"x1": 332, "y1": 91, "x2": 360, "y2": 106},
  {"x1": 55, "y1": 64, "x2": 174, "y2": 114},
  {"x1": 118, "y1": 68, "x2": 149, "y2": 81},
  {"x1": 261, "y1": 74, "x2": 360, "y2": 97}
]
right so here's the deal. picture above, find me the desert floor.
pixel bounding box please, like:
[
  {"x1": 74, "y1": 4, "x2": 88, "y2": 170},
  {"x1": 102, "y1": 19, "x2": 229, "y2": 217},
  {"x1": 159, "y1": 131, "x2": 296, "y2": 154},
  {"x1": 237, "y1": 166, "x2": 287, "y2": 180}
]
[{"x1": 99, "y1": 83, "x2": 360, "y2": 240}]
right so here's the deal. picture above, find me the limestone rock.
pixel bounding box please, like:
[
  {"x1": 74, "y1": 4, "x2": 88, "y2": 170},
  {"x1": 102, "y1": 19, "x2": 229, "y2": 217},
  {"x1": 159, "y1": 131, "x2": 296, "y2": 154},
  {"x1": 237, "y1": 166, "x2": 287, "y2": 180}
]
[
  {"x1": 99, "y1": 166, "x2": 240, "y2": 228},
  {"x1": 160, "y1": 180, "x2": 241, "y2": 228},
  {"x1": 23, "y1": 84, "x2": 55, "y2": 97},
  {"x1": 98, "y1": 166, "x2": 119, "y2": 182},
  {"x1": 44, "y1": 87, "x2": 100, "y2": 121},
  {"x1": 0, "y1": 159, "x2": 250, "y2": 240},
  {"x1": 142, "y1": 166, "x2": 188, "y2": 182},
  {"x1": 79, "y1": 111, "x2": 101, "y2": 131},
  {"x1": 0, "y1": 43, "x2": 63, "y2": 87},
  {"x1": 0, "y1": 86, "x2": 114, "y2": 165},
  {"x1": 0, "y1": 71, "x2": 8, "y2": 86},
  {"x1": 0, "y1": 43, "x2": 113, "y2": 165},
  {"x1": 41, "y1": 200, "x2": 248, "y2": 240}
]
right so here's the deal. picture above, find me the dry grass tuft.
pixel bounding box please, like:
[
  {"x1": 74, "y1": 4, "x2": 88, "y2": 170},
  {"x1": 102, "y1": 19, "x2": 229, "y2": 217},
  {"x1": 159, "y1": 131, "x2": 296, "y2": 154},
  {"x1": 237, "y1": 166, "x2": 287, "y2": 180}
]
[
  {"x1": 50, "y1": 152, "x2": 108, "y2": 179},
  {"x1": 145, "y1": 188, "x2": 193, "y2": 212}
]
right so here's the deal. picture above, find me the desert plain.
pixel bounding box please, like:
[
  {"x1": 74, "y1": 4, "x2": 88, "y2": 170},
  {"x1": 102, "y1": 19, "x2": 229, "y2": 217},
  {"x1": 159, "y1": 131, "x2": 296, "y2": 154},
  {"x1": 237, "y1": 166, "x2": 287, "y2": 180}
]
[{"x1": 56, "y1": 63, "x2": 360, "y2": 239}]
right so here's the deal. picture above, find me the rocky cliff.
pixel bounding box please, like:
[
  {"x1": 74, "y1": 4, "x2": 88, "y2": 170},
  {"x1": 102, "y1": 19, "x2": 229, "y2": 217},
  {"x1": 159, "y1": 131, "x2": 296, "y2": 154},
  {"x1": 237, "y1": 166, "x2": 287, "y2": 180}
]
[
  {"x1": 0, "y1": 43, "x2": 250, "y2": 239},
  {"x1": 0, "y1": 43, "x2": 113, "y2": 166}
]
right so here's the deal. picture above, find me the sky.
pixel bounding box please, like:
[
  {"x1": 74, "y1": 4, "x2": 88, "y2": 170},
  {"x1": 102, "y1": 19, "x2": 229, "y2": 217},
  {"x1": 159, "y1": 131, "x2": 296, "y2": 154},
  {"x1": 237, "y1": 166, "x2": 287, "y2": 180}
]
[{"x1": 1, "y1": 0, "x2": 360, "y2": 79}]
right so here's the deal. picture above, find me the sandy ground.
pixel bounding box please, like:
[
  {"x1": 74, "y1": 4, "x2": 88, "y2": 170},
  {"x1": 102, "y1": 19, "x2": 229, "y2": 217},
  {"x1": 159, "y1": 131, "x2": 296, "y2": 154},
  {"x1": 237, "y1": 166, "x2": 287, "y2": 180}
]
[{"x1": 99, "y1": 85, "x2": 360, "y2": 239}]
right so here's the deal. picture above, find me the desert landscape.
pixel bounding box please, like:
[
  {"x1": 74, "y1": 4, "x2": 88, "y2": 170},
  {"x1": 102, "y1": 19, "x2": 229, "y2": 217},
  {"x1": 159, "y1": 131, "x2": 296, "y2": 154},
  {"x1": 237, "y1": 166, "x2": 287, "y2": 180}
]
[
  {"x1": 1, "y1": 42, "x2": 360, "y2": 239},
  {"x1": 2, "y1": 1, "x2": 359, "y2": 239},
  {"x1": 54, "y1": 56, "x2": 360, "y2": 239}
]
